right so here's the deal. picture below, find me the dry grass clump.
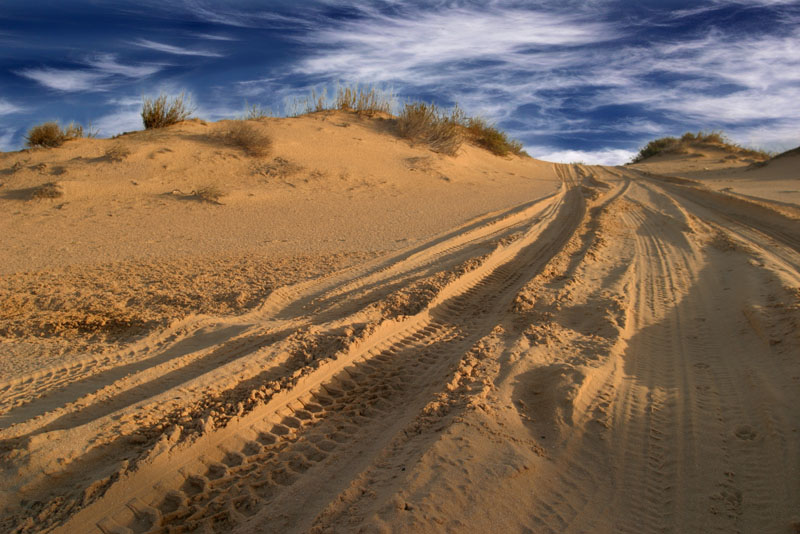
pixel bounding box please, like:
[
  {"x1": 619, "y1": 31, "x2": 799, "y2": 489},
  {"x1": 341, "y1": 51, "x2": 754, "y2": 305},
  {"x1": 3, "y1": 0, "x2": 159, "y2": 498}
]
[
  {"x1": 25, "y1": 122, "x2": 85, "y2": 148},
  {"x1": 335, "y1": 84, "x2": 393, "y2": 115},
  {"x1": 141, "y1": 92, "x2": 194, "y2": 129},
  {"x1": 630, "y1": 130, "x2": 771, "y2": 164},
  {"x1": 222, "y1": 121, "x2": 271, "y2": 157},
  {"x1": 31, "y1": 182, "x2": 63, "y2": 199},
  {"x1": 193, "y1": 185, "x2": 225, "y2": 204},
  {"x1": 395, "y1": 102, "x2": 465, "y2": 156},
  {"x1": 289, "y1": 84, "x2": 394, "y2": 117},
  {"x1": 105, "y1": 144, "x2": 131, "y2": 162},
  {"x1": 464, "y1": 117, "x2": 526, "y2": 157},
  {"x1": 241, "y1": 103, "x2": 272, "y2": 120}
]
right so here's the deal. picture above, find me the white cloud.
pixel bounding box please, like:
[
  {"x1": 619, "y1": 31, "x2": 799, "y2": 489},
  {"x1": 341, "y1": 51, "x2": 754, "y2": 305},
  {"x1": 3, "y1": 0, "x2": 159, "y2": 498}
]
[
  {"x1": 132, "y1": 39, "x2": 223, "y2": 57},
  {"x1": 533, "y1": 148, "x2": 637, "y2": 166}
]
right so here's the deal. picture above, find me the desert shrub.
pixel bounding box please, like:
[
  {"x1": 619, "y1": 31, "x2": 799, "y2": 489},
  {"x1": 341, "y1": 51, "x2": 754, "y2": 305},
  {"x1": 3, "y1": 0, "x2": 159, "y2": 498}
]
[
  {"x1": 396, "y1": 102, "x2": 465, "y2": 155},
  {"x1": 25, "y1": 122, "x2": 85, "y2": 148},
  {"x1": 222, "y1": 121, "x2": 271, "y2": 157},
  {"x1": 193, "y1": 185, "x2": 225, "y2": 204},
  {"x1": 31, "y1": 182, "x2": 63, "y2": 199},
  {"x1": 630, "y1": 136, "x2": 680, "y2": 163},
  {"x1": 141, "y1": 92, "x2": 194, "y2": 129},
  {"x1": 464, "y1": 117, "x2": 526, "y2": 156}
]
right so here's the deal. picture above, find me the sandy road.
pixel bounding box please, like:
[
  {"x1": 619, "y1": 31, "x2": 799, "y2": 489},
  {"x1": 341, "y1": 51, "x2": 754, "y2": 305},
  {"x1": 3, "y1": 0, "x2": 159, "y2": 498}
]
[{"x1": 1, "y1": 164, "x2": 798, "y2": 533}]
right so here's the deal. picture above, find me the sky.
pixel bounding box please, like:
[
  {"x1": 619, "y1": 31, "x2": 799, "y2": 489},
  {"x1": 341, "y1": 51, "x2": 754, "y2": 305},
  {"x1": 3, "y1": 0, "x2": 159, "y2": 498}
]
[{"x1": 1, "y1": 0, "x2": 798, "y2": 165}]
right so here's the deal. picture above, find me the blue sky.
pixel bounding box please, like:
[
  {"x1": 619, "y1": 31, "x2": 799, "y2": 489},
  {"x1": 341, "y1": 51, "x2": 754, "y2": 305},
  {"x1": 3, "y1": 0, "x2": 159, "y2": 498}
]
[{"x1": 1, "y1": 0, "x2": 798, "y2": 164}]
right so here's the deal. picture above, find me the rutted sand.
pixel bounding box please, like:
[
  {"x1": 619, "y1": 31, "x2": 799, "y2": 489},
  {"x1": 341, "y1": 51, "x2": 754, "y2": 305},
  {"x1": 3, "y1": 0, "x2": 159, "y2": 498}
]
[{"x1": 0, "y1": 118, "x2": 798, "y2": 533}]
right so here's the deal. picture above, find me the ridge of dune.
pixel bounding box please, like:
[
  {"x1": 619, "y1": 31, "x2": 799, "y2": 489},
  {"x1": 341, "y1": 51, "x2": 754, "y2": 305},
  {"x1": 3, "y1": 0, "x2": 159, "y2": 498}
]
[{"x1": 0, "y1": 116, "x2": 799, "y2": 534}]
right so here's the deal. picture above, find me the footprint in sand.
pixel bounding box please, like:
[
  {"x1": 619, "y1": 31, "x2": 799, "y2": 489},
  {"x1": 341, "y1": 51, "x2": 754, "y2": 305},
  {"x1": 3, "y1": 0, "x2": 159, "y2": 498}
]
[{"x1": 734, "y1": 425, "x2": 758, "y2": 440}]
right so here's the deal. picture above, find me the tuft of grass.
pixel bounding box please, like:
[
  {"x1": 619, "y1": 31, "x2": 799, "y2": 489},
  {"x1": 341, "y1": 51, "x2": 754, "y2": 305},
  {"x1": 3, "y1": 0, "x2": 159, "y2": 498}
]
[
  {"x1": 395, "y1": 102, "x2": 465, "y2": 156},
  {"x1": 464, "y1": 117, "x2": 526, "y2": 157},
  {"x1": 31, "y1": 182, "x2": 63, "y2": 199},
  {"x1": 25, "y1": 122, "x2": 85, "y2": 148},
  {"x1": 222, "y1": 121, "x2": 271, "y2": 157},
  {"x1": 141, "y1": 92, "x2": 194, "y2": 129},
  {"x1": 193, "y1": 185, "x2": 225, "y2": 204}
]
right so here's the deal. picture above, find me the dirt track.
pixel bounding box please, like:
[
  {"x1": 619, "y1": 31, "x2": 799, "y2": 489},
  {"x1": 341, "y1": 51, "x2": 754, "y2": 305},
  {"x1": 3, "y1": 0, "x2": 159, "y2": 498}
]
[{"x1": 1, "y1": 164, "x2": 798, "y2": 533}]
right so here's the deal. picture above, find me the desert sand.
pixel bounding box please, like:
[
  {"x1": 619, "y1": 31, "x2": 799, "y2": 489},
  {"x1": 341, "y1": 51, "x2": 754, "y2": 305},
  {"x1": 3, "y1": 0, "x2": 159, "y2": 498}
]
[{"x1": 0, "y1": 114, "x2": 798, "y2": 533}]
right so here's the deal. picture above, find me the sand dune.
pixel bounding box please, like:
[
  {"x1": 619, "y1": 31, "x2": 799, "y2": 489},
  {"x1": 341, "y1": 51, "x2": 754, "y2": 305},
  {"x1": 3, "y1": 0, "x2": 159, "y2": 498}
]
[{"x1": 0, "y1": 117, "x2": 798, "y2": 533}]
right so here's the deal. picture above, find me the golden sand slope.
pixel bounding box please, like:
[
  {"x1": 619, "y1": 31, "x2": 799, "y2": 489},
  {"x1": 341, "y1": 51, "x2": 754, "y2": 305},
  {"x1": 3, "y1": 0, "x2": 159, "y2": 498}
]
[
  {"x1": 0, "y1": 119, "x2": 799, "y2": 534},
  {"x1": 0, "y1": 112, "x2": 558, "y2": 377}
]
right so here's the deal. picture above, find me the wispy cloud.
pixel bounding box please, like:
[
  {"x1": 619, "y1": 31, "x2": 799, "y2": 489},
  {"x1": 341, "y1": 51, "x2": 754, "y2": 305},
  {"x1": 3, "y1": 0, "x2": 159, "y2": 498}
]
[
  {"x1": 16, "y1": 54, "x2": 163, "y2": 92},
  {"x1": 16, "y1": 67, "x2": 109, "y2": 91},
  {"x1": 87, "y1": 53, "x2": 164, "y2": 77},
  {"x1": 193, "y1": 33, "x2": 238, "y2": 41},
  {"x1": 289, "y1": 1, "x2": 799, "y2": 155},
  {"x1": 0, "y1": 128, "x2": 17, "y2": 152},
  {"x1": 132, "y1": 38, "x2": 223, "y2": 57},
  {"x1": 0, "y1": 98, "x2": 23, "y2": 115}
]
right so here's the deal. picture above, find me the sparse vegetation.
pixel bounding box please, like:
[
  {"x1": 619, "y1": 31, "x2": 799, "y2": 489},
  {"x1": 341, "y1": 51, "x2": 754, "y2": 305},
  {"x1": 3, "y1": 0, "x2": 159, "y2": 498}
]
[
  {"x1": 630, "y1": 130, "x2": 772, "y2": 164},
  {"x1": 31, "y1": 182, "x2": 63, "y2": 199},
  {"x1": 141, "y1": 92, "x2": 194, "y2": 129},
  {"x1": 25, "y1": 122, "x2": 85, "y2": 148},
  {"x1": 241, "y1": 102, "x2": 272, "y2": 120},
  {"x1": 464, "y1": 117, "x2": 527, "y2": 157},
  {"x1": 395, "y1": 102, "x2": 465, "y2": 156},
  {"x1": 335, "y1": 84, "x2": 393, "y2": 116},
  {"x1": 222, "y1": 121, "x2": 271, "y2": 157}
]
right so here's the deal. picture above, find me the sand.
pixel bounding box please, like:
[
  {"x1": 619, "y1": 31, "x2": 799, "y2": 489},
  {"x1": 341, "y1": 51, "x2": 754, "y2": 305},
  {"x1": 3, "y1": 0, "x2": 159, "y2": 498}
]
[{"x1": 0, "y1": 116, "x2": 798, "y2": 533}]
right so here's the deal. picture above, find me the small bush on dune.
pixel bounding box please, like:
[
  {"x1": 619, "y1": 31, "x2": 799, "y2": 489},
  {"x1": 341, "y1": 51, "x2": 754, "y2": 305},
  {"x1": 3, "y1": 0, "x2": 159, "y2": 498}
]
[
  {"x1": 25, "y1": 122, "x2": 85, "y2": 148},
  {"x1": 630, "y1": 137, "x2": 680, "y2": 163},
  {"x1": 464, "y1": 117, "x2": 526, "y2": 157},
  {"x1": 141, "y1": 92, "x2": 194, "y2": 129},
  {"x1": 223, "y1": 121, "x2": 271, "y2": 157},
  {"x1": 631, "y1": 130, "x2": 772, "y2": 164},
  {"x1": 396, "y1": 102, "x2": 465, "y2": 156}
]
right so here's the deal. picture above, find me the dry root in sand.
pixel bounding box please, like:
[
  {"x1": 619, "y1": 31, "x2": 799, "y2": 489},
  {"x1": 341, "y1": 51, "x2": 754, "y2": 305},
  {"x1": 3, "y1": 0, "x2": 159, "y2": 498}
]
[{"x1": 30, "y1": 181, "x2": 63, "y2": 199}]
